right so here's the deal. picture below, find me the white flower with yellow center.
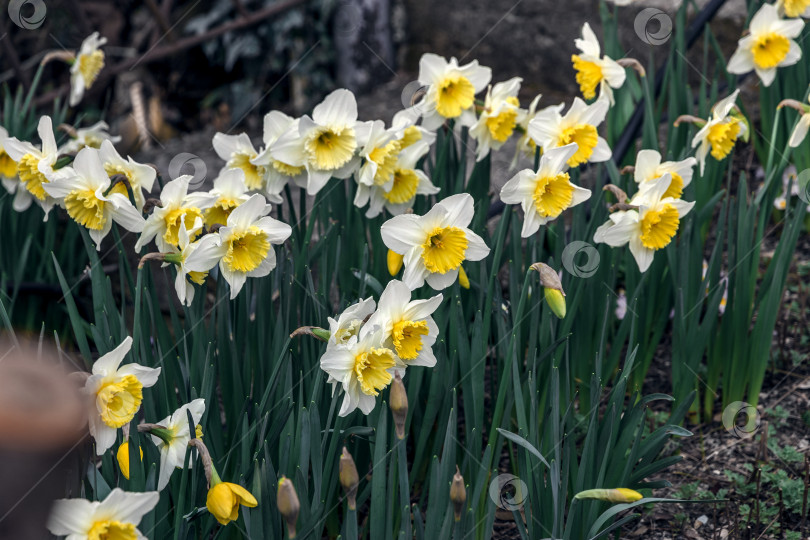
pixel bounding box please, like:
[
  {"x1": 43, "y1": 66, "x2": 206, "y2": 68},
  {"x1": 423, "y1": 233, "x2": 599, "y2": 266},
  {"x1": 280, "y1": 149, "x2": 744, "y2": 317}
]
[
  {"x1": 98, "y1": 139, "x2": 156, "y2": 211},
  {"x1": 83, "y1": 336, "x2": 161, "y2": 455},
  {"x1": 365, "y1": 279, "x2": 442, "y2": 370},
  {"x1": 135, "y1": 175, "x2": 216, "y2": 252},
  {"x1": 69, "y1": 32, "x2": 107, "y2": 107},
  {"x1": 191, "y1": 193, "x2": 291, "y2": 299},
  {"x1": 0, "y1": 126, "x2": 32, "y2": 212},
  {"x1": 203, "y1": 169, "x2": 252, "y2": 229},
  {"x1": 150, "y1": 399, "x2": 206, "y2": 491},
  {"x1": 381, "y1": 193, "x2": 490, "y2": 290},
  {"x1": 593, "y1": 174, "x2": 695, "y2": 272},
  {"x1": 632, "y1": 149, "x2": 697, "y2": 200},
  {"x1": 2, "y1": 116, "x2": 65, "y2": 218},
  {"x1": 355, "y1": 120, "x2": 403, "y2": 192},
  {"x1": 251, "y1": 111, "x2": 307, "y2": 202},
  {"x1": 47, "y1": 488, "x2": 159, "y2": 540},
  {"x1": 470, "y1": 77, "x2": 523, "y2": 161},
  {"x1": 392, "y1": 107, "x2": 437, "y2": 149},
  {"x1": 43, "y1": 147, "x2": 145, "y2": 249},
  {"x1": 213, "y1": 132, "x2": 267, "y2": 192},
  {"x1": 500, "y1": 143, "x2": 591, "y2": 237},
  {"x1": 688, "y1": 90, "x2": 747, "y2": 175},
  {"x1": 60, "y1": 121, "x2": 121, "y2": 154},
  {"x1": 271, "y1": 89, "x2": 360, "y2": 195},
  {"x1": 777, "y1": 0, "x2": 810, "y2": 17},
  {"x1": 528, "y1": 97, "x2": 611, "y2": 168},
  {"x1": 727, "y1": 4, "x2": 803, "y2": 87},
  {"x1": 357, "y1": 141, "x2": 439, "y2": 218},
  {"x1": 328, "y1": 297, "x2": 376, "y2": 348},
  {"x1": 165, "y1": 216, "x2": 221, "y2": 306},
  {"x1": 511, "y1": 94, "x2": 543, "y2": 167},
  {"x1": 417, "y1": 53, "x2": 492, "y2": 130},
  {"x1": 571, "y1": 23, "x2": 627, "y2": 104},
  {"x1": 320, "y1": 324, "x2": 397, "y2": 416}
]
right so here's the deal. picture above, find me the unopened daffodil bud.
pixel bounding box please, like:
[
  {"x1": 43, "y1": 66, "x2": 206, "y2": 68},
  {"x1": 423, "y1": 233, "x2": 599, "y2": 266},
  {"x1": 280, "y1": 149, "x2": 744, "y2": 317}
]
[
  {"x1": 449, "y1": 466, "x2": 466, "y2": 522},
  {"x1": 339, "y1": 446, "x2": 359, "y2": 510},
  {"x1": 116, "y1": 441, "x2": 143, "y2": 480},
  {"x1": 206, "y1": 469, "x2": 259, "y2": 526},
  {"x1": 387, "y1": 249, "x2": 404, "y2": 276},
  {"x1": 458, "y1": 266, "x2": 470, "y2": 289},
  {"x1": 389, "y1": 373, "x2": 408, "y2": 440},
  {"x1": 276, "y1": 476, "x2": 300, "y2": 538},
  {"x1": 531, "y1": 262, "x2": 566, "y2": 319},
  {"x1": 574, "y1": 487, "x2": 643, "y2": 503},
  {"x1": 289, "y1": 326, "x2": 331, "y2": 342}
]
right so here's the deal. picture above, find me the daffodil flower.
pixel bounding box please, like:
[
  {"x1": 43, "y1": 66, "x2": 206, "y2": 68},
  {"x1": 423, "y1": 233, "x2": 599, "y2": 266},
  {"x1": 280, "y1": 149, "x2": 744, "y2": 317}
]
[
  {"x1": 777, "y1": 0, "x2": 810, "y2": 18},
  {"x1": 98, "y1": 139, "x2": 156, "y2": 211},
  {"x1": 0, "y1": 126, "x2": 32, "y2": 212},
  {"x1": 686, "y1": 89, "x2": 747, "y2": 175},
  {"x1": 365, "y1": 279, "x2": 442, "y2": 370},
  {"x1": 271, "y1": 89, "x2": 360, "y2": 195},
  {"x1": 251, "y1": 111, "x2": 307, "y2": 202},
  {"x1": 116, "y1": 441, "x2": 143, "y2": 480},
  {"x1": 165, "y1": 215, "x2": 221, "y2": 306},
  {"x1": 43, "y1": 147, "x2": 145, "y2": 249},
  {"x1": 84, "y1": 336, "x2": 161, "y2": 455},
  {"x1": 2, "y1": 116, "x2": 65, "y2": 218},
  {"x1": 500, "y1": 143, "x2": 591, "y2": 237},
  {"x1": 60, "y1": 121, "x2": 121, "y2": 154},
  {"x1": 355, "y1": 120, "x2": 403, "y2": 192},
  {"x1": 356, "y1": 140, "x2": 439, "y2": 218},
  {"x1": 150, "y1": 398, "x2": 206, "y2": 491},
  {"x1": 188, "y1": 193, "x2": 291, "y2": 299},
  {"x1": 213, "y1": 132, "x2": 266, "y2": 192},
  {"x1": 632, "y1": 149, "x2": 697, "y2": 200},
  {"x1": 571, "y1": 23, "x2": 627, "y2": 103},
  {"x1": 381, "y1": 193, "x2": 490, "y2": 290},
  {"x1": 204, "y1": 169, "x2": 251, "y2": 229},
  {"x1": 593, "y1": 174, "x2": 695, "y2": 272},
  {"x1": 135, "y1": 175, "x2": 216, "y2": 252},
  {"x1": 320, "y1": 324, "x2": 397, "y2": 416},
  {"x1": 416, "y1": 53, "x2": 492, "y2": 130},
  {"x1": 327, "y1": 297, "x2": 376, "y2": 348},
  {"x1": 511, "y1": 94, "x2": 543, "y2": 168},
  {"x1": 69, "y1": 32, "x2": 107, "y2": 107},
  {"x1": 47, "y1": 488, "x2": 159, "y2": 540},
  {"x1": 528, "y1": 97, "x2": 611, "y2": 168},
  {"x1": 727, "y1": 4, "x2": 804, "y2": 87},
  {"x1": 391, "y1": 107, "x2": 437, "y2": 150},
  {"x1": 470, "y1": 77, "x2": 523, "y2": 161},
  {"x1": 206, "y1": 465, "x2": 258, "y2": 526}
]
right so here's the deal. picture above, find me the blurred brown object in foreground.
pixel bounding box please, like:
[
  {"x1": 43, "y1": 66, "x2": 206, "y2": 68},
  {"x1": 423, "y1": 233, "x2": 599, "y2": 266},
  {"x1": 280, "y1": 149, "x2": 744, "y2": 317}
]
[{"x1": 0, "y1": 335, "x2": 88, "y2": 540}]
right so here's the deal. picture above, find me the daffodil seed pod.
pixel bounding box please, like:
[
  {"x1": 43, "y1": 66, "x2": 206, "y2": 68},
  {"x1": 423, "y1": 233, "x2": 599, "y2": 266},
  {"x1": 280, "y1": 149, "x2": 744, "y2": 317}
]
[
  {"x1": 276, "y1": 476, "x2": 300, "y2": 538},
  {"x1": 449, "y1": 466, "x2": 466, "y2": 521},
  {"x1": 339, "y1": 446, "x2": 360, "y2": 510},
  {"x1": 389, "y1": 373, "x2": 408, "y2": 439},
  {"x1": 573, "y1": 488, "x2": 643, "y2": 503}
]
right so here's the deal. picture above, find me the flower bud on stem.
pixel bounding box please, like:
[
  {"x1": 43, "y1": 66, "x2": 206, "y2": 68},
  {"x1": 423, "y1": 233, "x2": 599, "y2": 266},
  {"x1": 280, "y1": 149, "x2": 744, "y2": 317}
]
[
  {"x1": 339, "y1": 446, "x2": 359, "y2": 510},
  {"x1": 277, "y1": 476, "x2": 300, "y2": 538},
  {"x1": 389, "y1": 373, "x2": 408, "y2": 440}
]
